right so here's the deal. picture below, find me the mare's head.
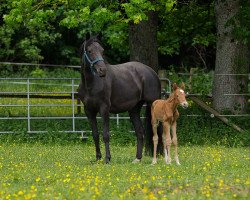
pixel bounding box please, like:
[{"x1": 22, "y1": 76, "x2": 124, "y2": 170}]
[
  {"x1": 172, "y1": 83, "x2": 189, "y2": 109},
  {"x1": 81, "y1": 35, "x2": 106, "y2": 77}
]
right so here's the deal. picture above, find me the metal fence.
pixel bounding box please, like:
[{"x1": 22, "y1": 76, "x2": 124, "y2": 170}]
[
  {"x1": 1, "y1": 78, "x2": 167, "y2": 136},
  {"x1": 0, "y1": 75, "x2": 249, "y2": 135}
]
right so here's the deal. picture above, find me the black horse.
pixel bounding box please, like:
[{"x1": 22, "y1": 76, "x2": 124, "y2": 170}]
[{"x1": 78, "y1": 35, "x2": 161, "y2": 163}]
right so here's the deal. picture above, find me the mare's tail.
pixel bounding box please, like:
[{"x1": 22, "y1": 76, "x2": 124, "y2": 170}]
[{"x1": 144, "y1": 103, "x2": 163, "y2": 156}]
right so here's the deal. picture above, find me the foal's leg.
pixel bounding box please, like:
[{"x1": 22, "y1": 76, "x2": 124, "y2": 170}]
[
  {"x1": 164, "y1": 121, "x2": 172, "y2": 164},
  {"x1": 85, "y1": 109, "x2": 101, "y2": 161},
  {"x1": 151, "y1": 117, "x2": 158, "y2": 165},
  {"x1": 100, "y1": 106, "x2": 111, "y2": 164},
  {"x1": 161, "y1": 123, "x2": 167, "y2": 164},
  {"x1": 172, "y1": 121, "x2": 180, "y2": 165},
  {"x1": 129, "y1": 103, "x2": 144, "y2": 163}
]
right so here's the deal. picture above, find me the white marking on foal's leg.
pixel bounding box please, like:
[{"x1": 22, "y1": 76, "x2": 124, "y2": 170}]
[
  {"x1": 175, "y1": 156, "x2": 181, "y2": 165},
  {"x1": 151, "y1": 159, "x2": 157, "y2": 165},
  {"x1": 132, "y1": 158, "x2": 141, "y2": 164},
  {"x1": 164, "y1": 149, "x2": 171, "y2": 165}
]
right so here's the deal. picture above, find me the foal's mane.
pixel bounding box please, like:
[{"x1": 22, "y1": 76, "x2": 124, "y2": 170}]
[{"x1": 166, "y1": 87, "x2": 179, "y2": 103}]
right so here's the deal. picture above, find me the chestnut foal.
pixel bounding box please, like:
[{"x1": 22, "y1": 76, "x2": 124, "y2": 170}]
[{"x1": 151, "y1": 83, "x2": 188, "y2": 165}]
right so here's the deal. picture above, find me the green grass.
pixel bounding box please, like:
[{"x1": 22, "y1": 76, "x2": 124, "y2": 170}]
[{"x1": 0, "y1": 142, "x2": 249, "y2": 200}]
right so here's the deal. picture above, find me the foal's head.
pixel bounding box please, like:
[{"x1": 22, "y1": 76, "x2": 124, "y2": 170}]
[
  {"x1": 172, "y1": 83, "x2": 189, "y2": 109},
  {"x1": 81, "y1": 35, "x2": 106, "y2": 77}
]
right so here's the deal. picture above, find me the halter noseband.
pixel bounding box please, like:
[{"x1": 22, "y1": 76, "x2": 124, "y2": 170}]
[{"x1": 82, "y1": 42, "x2": 104, "y2": 75}]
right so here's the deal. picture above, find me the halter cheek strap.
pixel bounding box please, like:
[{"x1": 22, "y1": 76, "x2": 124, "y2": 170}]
[
  {"x1": 83, "y1": 51, "x2": 104, "y2": 67},
  {"x1": 83, "y1": 43, "x2": 104, "y2": 75}
]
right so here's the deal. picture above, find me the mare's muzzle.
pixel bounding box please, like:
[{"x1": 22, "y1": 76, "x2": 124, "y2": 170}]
[{"x1": 95, "y1": 64, "x2": 106, "y2": 77}]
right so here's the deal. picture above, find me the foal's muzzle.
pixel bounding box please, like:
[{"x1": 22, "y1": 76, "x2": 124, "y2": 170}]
[{"x1": 181, "y1": 102, "x2": 189, "y2": 109}]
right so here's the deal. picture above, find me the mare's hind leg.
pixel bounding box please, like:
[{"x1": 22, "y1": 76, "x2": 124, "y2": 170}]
[
  {"x1": 129, "y1": 102, "x2": 144, "y2": 163},
  {"x1": 85, "y1": 109, "x2": 101, "y2": 161}
]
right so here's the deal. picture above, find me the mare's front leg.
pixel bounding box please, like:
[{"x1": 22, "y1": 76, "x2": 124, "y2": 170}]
[
  {"x1": 172, "y1": 121, "x2": 180, "y2": 165},
  {"x1": 100, "y1": 106, "x2": 111, "y2": 163},
  {"x1": 129, "y1": 104, "x2": 144, "y2": 163},
  {"x1": 85, "y1": 109, "x2": 102, "y2": 161}
]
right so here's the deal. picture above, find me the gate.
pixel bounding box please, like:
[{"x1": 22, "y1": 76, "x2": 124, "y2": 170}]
[{"x1": 0, "y1": 78, "x2": 135, "y2": 137}]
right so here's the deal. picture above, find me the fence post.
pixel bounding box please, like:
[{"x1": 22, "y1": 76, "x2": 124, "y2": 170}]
[
  {"x1": 116, "y1": 114, "x2": 119, "y2": 127},
  {"x1": 72, "y1": 79, "x2": 75, "y2": 132},
  {"x1": 27, "y1": 79, "x2": 31, "y2": 133},
  {"x1": 77, "y1": 98, "x2": 81, "y2": 114},
  {"x1": 158, "y1": 70, "x2": 167, "y2": 92}
]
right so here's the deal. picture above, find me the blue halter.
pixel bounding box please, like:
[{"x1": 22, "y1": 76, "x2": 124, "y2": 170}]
[{"x1": 83, "y1": 43, "x2": 104, "y2": 75}]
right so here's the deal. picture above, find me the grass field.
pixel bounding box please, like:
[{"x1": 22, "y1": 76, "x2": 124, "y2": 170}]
[{"x1": 0, "y1": 143, "x2": 249, "y2": 200}]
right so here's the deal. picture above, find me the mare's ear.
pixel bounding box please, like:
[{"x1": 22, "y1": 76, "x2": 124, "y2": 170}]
[
  {"x1": 97, "y1": 32, "x2": 102, "y2": 41},
  {"x1": 180, "y1": 82, "x2": 185, "y2": 90},
  {"x1": 172, "y1": 83, "x2": 178, "y2": 91},
  {"x1": 86, "y1": 32, "x2": 91, "y2": 41}
]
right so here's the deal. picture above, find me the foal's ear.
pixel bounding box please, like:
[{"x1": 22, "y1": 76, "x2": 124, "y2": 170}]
[
  {"x1": 180, "y1": 82, "x2": 185, "y2": 90},
  {"x1": 172, "y1": 83, "x2": 178, "y2": 90}
]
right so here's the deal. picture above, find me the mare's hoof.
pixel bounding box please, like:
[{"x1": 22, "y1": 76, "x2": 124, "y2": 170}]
[
  {"x1": 132, "y1": 158, "x2": 141, "y2": 164},
  {"x1": 90, "y1": 159, "x2": 102, "y2": 164}
]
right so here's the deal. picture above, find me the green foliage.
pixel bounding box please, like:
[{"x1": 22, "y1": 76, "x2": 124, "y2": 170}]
[
  {"x1": 0, "y1": 0, "x2": 216, "y2": 67},
  {"x1": 121, "y1": 0, "x2": 155, "y2": 24},
  {"x1": 177, "y1": 104, "x2": 250, "y2": 147},
  {"x1": 158, "y1": 1, "x2": 216, "y2": 56},
  {"x1": 30, "y1": 67, "x2": 46, "y2": 78},
  {"x1": 165, "y1": 66, "x2": 213, "y2": 95},
  {"x1": 0, "y1": 65, "x2": 80, "y2": 78},
  {"x1": 229, "y1": 0, "x2": 250, "y2": 45}
]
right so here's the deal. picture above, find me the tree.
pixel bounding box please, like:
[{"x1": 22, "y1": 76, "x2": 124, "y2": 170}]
[
  {"x1": 129, "y1": 10, "x2": 158, "y2": 71},
  {"x1": 1, "y1": 0, "x2": 216, "y2": 69},
  {"x1": 213, "y1": 0, "x2": 250, "y2": 114}
]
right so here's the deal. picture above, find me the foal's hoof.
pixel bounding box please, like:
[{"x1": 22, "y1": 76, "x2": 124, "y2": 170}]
[
  {"x1": 132, "y1": 158, "x2": 141, "y2": 164},
  {"x1": 151, "y1": 161, "x2": 157, "y2": 165},
  {"x1": 166, "y1": 160, "x2": 171, "y2": 165}
]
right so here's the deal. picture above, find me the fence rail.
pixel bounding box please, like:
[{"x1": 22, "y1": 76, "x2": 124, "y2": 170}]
[
  {"x1": 0, "y1": 77, "x2": 249, "y2": 135},
  {"x1": 0, "y1": 78, "x2": 140, "y2": 135}
]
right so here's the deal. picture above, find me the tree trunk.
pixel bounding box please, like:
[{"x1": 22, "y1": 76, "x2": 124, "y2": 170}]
[
  {"x1": 213, "y1": 0, "x2": 249, "y2": 114},
  {"x1": 129, "y1": 10, "x2": 162, "y2": 156},
  {"x1": 129, "y1": 11, "x2": 159, "y2": 72}
]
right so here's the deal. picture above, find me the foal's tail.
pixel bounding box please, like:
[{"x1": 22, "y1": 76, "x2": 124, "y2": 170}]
[{"x1": 144, "y1": 103, "x2": 163, "y2": 156}]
